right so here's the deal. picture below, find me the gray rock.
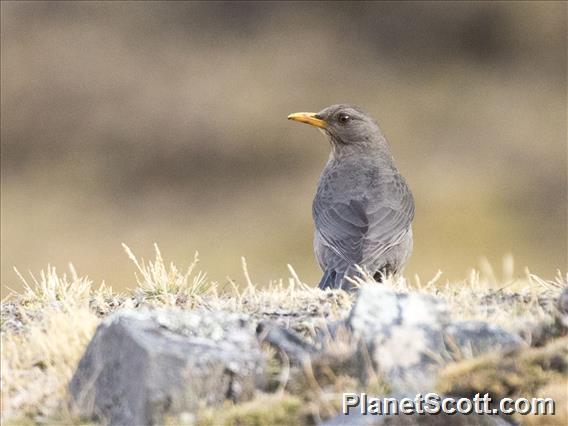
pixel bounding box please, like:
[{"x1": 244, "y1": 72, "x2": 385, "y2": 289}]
[
  {"x1": 322, "y1": 410, "x2": 379, "y2": 425},
  {"x1": 69, "y1": 309, "x2": 265, "y2": 426},
  {"x1": 444, "y1": 321, "x2": 525, "y2": 358},
  {"x1": 322, "y1": 411, "x2": 511, "y2": 425},
  {"x1": 324, "y1": 390, "x2": 512, "y2": 425},
  {"x1": 346, "y1": 286, "x2": 526, "y2": 394},
  {"x1": 348, "y1": 286, "x2": 448, "y2": 339},
  {"x1": 257, "y1": 320, "x2": 317, "y2": 364},
  {"x1": 368, "y1": 325, "x2": 446, "y2": 393},
  {"x1": 347, "y1": 285, "x2": 449, "y2": 393}
]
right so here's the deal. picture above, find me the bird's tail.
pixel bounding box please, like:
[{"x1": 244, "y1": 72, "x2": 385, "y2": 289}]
[
  {"x1": 318, "y1": 270, "x2": 358, "y2": 291},
  {"x1": 318, "y1": 268, "x2": 367, "y2": 292},
  {"x1": 318, "y1": 270, "x2": 338, "y2": 290}
]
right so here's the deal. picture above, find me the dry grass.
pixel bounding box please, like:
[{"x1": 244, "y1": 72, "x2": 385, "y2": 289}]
[
  {"x1": 1, "y1": 245, "x2": 566, "y2": 424},
  {"x1": 347, "y1": 261, "x2": 566, "y2": 329},
  {"x1": 123, "y1": 243, "x2": 210, "y2": 306},
  {"x1": 1, "y1": 268, "x2": 101, "y2": 423}
]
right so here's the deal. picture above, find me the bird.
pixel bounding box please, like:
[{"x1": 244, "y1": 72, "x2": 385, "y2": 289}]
[{"x1": 288, "y1": 104, "x2": 414, "y2": 291}]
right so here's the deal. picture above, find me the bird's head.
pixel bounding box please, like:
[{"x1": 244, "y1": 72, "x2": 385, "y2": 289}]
[{"x1": 288, "y1": 104, "x2": 383, "y2": 153}]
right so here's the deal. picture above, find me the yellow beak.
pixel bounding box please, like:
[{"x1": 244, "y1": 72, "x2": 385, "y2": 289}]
[{"x1": 287, "y1": 112, "x2": 327, "y2": 129}]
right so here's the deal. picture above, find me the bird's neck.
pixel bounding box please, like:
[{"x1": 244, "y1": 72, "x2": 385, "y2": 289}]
[{"x1": 330, "y1": 136, "x2": 395, "y2": 166}]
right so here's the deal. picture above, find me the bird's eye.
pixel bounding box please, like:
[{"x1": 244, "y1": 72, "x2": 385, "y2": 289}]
[{"x1": 337, "y1": 113, "x2": 350, "y2": 124}]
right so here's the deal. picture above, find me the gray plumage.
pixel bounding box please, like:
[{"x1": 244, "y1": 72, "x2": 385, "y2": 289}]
[{"x1": 290, "y1": 104, "x2": 414, "y2": 291}]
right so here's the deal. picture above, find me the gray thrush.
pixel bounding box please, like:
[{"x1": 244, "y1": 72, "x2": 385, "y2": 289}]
[{"x1": 288, "y1": 104, "x2": 414, "y2": 291}]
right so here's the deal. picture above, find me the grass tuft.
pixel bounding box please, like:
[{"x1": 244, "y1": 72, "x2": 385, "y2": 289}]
[
  {"x1": 13, "y1": 264, "x2": 93, "y2": 307},
  {"x1": 123, "y1": 243, "x2": 212, "y2": 306}
]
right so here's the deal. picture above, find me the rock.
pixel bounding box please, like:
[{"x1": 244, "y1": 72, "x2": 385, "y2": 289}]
[
  {"x1": 325, "y1": 390, "x2": 512, "y2": 425},
  {"x1": 345, "y1": 286, "x2": 527, "y2": 394},
  {"x1": 347, "y1": 285, "x2": 448, "y2": 393},
  {"x1": 444, "y1": 321, "x2": 525, "y2": 358},
  {"x1": 366, "y1": 324, "x2": 446, "y2": 393},
  {"x1": 256, "y1": 320, "x2": 317, "y2": 364},
  {"x1": 322, "y1": 411, "x2": 379, "y2": 426},
  {"x1": 69, "y1": 309, "x2": 265, "y2": 426},
  {"x1": 322, "y1": 410, "x2": 510, "y2": 425},
  {"x1": 348, "y1": 286, "x2": 448, "y2": 338}
]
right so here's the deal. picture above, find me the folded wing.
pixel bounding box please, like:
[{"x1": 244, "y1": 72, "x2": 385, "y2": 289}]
[{"x1": 314, "y1": 172, "x2": 414, "y2": 269}]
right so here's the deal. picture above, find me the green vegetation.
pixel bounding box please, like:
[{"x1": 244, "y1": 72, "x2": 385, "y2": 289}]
[
  {"x1": 438, "y1": 338, "x2": 568, "y2": 398},
  {"x1": 438, "y1": 338, "x2": 568, "y2": 425},
  {"x1": 196, "y1": 394, "x2": 305, "y2": 426}
]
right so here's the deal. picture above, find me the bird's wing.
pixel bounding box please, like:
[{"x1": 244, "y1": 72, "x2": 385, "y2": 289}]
[
  {"x1": 313, "y1": 172, "x2": 414, "y2": 267},
  {"x1": 362, "y1": 172, "x2": 414, "y2": 263},
  {"x1": 314, "y1": 198, "x2": 370, "y2": 265}
]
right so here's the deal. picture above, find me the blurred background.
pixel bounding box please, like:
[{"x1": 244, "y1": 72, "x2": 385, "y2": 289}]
[{"x1": 1, "y1": 1, "x2": 566, "y2": 293}]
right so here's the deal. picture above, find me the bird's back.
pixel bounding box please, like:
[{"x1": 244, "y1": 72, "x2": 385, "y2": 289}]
[{"x1": 313, "y1": 152, "x2": 414, "y2": 289}]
